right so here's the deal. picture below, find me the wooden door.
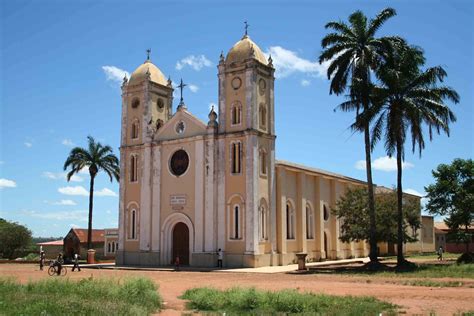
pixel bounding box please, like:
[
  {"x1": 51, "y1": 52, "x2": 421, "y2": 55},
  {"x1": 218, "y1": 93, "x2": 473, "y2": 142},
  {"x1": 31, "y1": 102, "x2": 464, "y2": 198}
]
[{"x1": 172, "y1": 222, "x2": 189, "y2": 265}]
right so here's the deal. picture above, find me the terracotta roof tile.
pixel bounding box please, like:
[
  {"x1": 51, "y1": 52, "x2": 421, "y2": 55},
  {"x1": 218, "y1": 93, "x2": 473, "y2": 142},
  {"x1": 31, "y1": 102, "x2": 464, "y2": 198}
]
[{"x1": 71, "y1": 228, "x2": 105, "y2": 243}]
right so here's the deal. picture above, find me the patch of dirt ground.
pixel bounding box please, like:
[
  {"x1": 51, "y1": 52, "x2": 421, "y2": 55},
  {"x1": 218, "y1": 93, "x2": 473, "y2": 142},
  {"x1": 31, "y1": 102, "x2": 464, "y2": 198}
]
[{"x1": 1, "y1": 264, "x2": 473, "y2": 315}]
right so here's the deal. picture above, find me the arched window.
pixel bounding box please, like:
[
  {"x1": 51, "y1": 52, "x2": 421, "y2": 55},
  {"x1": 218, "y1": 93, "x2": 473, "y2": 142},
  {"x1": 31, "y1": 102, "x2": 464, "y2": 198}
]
[
  {"x1": 131, "y1": 98, "x2": 140, "y2": 109},
  {"x1": 306, "y1": 204, "x2": 314, "y2": 239},
  {"x1": 107, "y1": 242, "x2": 111, "y2": 253},
  {"x1": 116, "y1": 242, "x2": 119, "y2": 251},
  {"x1": 156, "y1": 119, "x2": 164, "y2": 130},
  {"x1": 131, "y1": 119, "x2": 139, "y2": 139},
  {"x1": 258, "y1": 204, "x2": 267, "y2": 241},
  {"x1": 111, "y1": 241, "x2": 115, "y2": 253},
  {"x1": 286, "y1": 202, "x2": 295, "y2": 240},
  {"x1": 130, "y1": 155, "x2": 138, "y2": 182},
  {"x1": 232, "y1": 205, "x2": 241, "y2": 239},
  {"x1": 259, "y1": 148, "x2": 267, "y2": 176},
  {"x1": 231, "y1": 103, "x2": 241, "y2": 125},
  {"x1": 129, "y1": 209, "x2": 137, "y2": 240},
  {"x1": 259, "y1": 104, "x2": 267, "y2": 129},
  {"x1": 323, "y1": 204, "x2": 329, "y2": 221},
  {"x1": 231, "y1": 142, "x2": 242, "y2": 174}
]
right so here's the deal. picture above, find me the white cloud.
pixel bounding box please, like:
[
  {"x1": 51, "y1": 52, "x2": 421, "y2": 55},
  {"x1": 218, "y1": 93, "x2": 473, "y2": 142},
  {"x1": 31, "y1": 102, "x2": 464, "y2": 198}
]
[
  {"x1": 95, "y1": 188, "x2": 118, "y2": 197},
  {"x1": 58, "y1": 186, "x2": 117, "y2": 197},
  {"x1": 0, "y1": 178, "x2": 16, "y2": 189},
  {"x1": 188, "y1": 84, "x2": 199, "y2": 93},
  {"x1": 0, "y1": 161, "x2": 4, "y2": 164},
  {"x1": 355, "y1": 156, "x2": 414, "y2": 172},
  {"x1": 102, "y1": 65, "x2": 130, "y2": 84},
  {"x1": 70, "y1": 223, "x2": 80, "y2": 228},
  {"x1": 58, "y1": 186, "x2": 89, "y2": 196},
  {"x1": 62, "y1": 139, "x2": 75, "y2": 146},
  {"x1": 264, "y1": 46, "x2": 329, "y2": 79},
  {"x1": 79, "y1": 167, "x2": 89, "y2": 174},
  {"x1": 176, "y1": 55, "x2": 213, "y2": 71},
  {"x1": 45, "y1": 199, "x2": 77, "y2": 206},
  {"x1": 43, "y1": 171, "x2": 83, "y2": 182},
  {"x1": 301, "y1": 79, "x2": 311, "y2": 87},
  {"x1": 21, "y1": 209, "x2": 88, "y2": 222},
  {"x1": 24, "y1": 142, "x2": 33, "y2": 148}
]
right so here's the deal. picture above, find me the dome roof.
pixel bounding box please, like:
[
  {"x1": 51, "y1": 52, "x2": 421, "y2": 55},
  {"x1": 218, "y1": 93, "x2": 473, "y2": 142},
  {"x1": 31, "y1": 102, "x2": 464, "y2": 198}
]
[
  {"x1": 226, "y1": 35, "x2": 267, "y2": 65},
  {"x1": 128, "y1": 60, "x2": 167, "y2": 86}
]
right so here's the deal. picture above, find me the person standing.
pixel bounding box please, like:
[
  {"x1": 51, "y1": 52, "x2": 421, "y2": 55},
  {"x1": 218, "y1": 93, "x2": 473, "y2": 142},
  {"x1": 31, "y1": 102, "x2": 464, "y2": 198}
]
[
  {"x1": 72, "y1": 253, "x2": 81, "y2": 272},
  {"x1": 55, "y1": 253, "x2": 63, "y2": 275},
  {"x1": 217, "y1": 249, "x2": 223, "y2": 268},
  {"x1": 39, "y1": 251, "x2": 45, "y2": 271},
  {"x1": 174, "y1": 256, "x2": 180, "y2": 271}
]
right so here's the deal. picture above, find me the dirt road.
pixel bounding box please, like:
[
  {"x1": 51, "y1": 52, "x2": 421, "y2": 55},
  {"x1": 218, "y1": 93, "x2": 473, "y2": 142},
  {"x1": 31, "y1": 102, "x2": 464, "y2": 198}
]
[{"x1": 1, "y1": 264, "x2": 472, "y2": 315}]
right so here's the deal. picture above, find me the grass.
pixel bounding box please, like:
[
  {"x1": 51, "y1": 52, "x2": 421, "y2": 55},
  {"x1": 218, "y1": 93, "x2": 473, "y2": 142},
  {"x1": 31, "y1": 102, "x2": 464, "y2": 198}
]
[
  {"x1": 383, "y1": 252, "x2": 461, "y2": 261},
  {"x1": 399, "y1": 279, "x2": 464, "y2": 287},
  {"x1": 0, "y1": 276, "x2": 162, "y2": 315},
  {"x1": 311, "y1": 262, "x2": 474, "y2": 279},
  {"x1": 180, "y1": 287, "x2": 397, "y2": 315}
]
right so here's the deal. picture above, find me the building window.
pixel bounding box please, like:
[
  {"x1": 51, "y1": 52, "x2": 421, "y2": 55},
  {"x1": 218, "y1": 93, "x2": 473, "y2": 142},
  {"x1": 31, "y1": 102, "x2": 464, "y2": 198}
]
[
  {"x1": 323, "y1": 204, "x2": 329, "y2": 221},
  {"x1": 259, "y1": 149, "x2": 267, "y2": 176},
  {"x1": 131, "y1": 120, "x2": 139, "y2": 139},
  {"x1": 130, "y1": 155, "x2": 138, "y2": 182},
  {"x1": 231, "y1": 142, "x2": 242, "y2": 174},
  {"x1": 231, "y1": 103, "x2": 241, "y2": 125},
  {"x1": 107, "y1": 242, "x2": 111, "y2": 253},
  {"x1": 259, "y1": 104, "x2": 267, "y2": 129},
  {"x1": 286, "y1": 202, "x2": 295, "y2": 240},
  {"x1": 232, "y1": 205, "x2": 241, "y2": 239},
  {"x1": 116, "y1": 242, "x2": 119, "y2": 251},
  {"x1": 259, "y1": 205, "x2": 267, "y2": 241},
  {"x1": 156, "y1": 119, "x2": 163, "y2": 130},
  {"x1": 129, "y1": 209, "x2": 137, "y2": 240},
  {"x1": 306, "y1": 204, "x2": 314, "y2": 239},
  {"x1": 131, "y1": 98, "x2": 140, "y2": 109}
]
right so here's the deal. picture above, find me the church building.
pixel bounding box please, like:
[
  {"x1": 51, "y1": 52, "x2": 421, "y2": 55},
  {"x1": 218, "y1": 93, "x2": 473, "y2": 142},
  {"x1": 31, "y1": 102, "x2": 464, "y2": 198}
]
[{"x1": 116, "y1": 32, "x2": 374, "y2": 268}]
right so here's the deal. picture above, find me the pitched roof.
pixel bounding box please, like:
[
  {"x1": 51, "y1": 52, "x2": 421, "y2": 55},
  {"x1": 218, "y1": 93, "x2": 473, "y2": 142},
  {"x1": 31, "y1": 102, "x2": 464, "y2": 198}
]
[
  {"x1": 71, "y1": 228, "x2": 105, "y2": 243},
  {"x1": 435, "y1": 222, "x2": 474, "y2": 231},
  {"x1": 37, "y1": 240, "x2": 64, "y2": 246}
]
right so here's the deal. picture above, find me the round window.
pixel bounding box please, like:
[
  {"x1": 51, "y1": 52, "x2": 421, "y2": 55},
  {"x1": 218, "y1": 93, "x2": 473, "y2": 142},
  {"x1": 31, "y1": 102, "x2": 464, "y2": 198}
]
[
  {"x1": 323, "y1": 204, "x2": 329, "y2": 221},
  {"x1": 258, "y1": 79, "x2": 266, "y2": 95},
  {"x1": 131, "y1": 98, "x2": 140, "y2": 108},
  {"x1": 157, "y1": 98, "x2": 164, "y2": 110},
  {"x1": 170, "y1": 149, "x2": 189, "y2": 176},
  {"x1": 175, "y1": 121, "x2": 185, "y2": 134},
  {"x1": 231, "y1": 77, "x2": 242, "y2": 90}
]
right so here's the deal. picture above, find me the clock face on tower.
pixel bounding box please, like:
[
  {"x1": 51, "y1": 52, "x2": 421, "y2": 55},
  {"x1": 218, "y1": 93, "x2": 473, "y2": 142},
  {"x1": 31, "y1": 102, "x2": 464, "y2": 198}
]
[{"x1": 170, "y1": 149, "x2": 189, "y2": 176}]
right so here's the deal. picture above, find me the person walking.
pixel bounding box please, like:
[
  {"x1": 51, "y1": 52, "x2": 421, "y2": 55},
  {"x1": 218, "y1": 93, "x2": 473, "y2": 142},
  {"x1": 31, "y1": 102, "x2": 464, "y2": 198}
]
[
  {"x1": 217, "y1": 248, "x2": 223, "y2": 268},
  {"x1": 72, "y1": 253, "x2": 81, "y2": 272},
  {"x1": 39, "y1": 251, "x2": 45, "y2": 271},
  {"x1": 437, "y1": 246, "x2": 444, "y2": 261}
]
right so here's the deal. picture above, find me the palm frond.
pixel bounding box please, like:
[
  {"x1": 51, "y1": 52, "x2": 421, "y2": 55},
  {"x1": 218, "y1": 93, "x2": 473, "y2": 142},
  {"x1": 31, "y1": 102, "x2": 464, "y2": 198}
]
[{"x1": 367, "y1": 8, "x2": 397, "y2": 37}]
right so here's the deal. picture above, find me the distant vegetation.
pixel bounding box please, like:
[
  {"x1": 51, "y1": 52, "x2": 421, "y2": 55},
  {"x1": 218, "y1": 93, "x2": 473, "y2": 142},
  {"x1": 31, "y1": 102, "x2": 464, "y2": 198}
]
[
  {"x1": 181, "y1": 287, "x2": 397, "y2": 315},
  {"x1": 0, "y1": 218, "x2": 32, "y2": 259},
  {"x1": 0, "y1": 277, "x2": 162, "y2": 315}
]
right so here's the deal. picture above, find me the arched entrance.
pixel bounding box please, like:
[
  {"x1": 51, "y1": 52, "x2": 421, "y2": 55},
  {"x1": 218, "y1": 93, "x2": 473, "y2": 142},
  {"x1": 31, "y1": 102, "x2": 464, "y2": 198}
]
[{"x1": 172, "y1": 222, "x2": 189, "y2": 265}]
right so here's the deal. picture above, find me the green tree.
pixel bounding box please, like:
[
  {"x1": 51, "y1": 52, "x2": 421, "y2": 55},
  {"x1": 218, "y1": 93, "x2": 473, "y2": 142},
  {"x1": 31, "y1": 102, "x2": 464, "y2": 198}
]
[
  {"x1": 319, "y1": 8, "x2": 398, "y2": 263},
  {"x1": 64, "y1": 136, "x2": 120, "y2": 251},
  {"x1": 333, "y1": 188, "x2": 421, "y2": 246},
  {"x1": 0, "y1": 218, "x2": 32, "y2": 259},
  {"x1": 369, "y1": 44, "x2": 459, "y2": 266},
  {"x1": 425, "y1": 159, "x2": 473, "y2": 253}
]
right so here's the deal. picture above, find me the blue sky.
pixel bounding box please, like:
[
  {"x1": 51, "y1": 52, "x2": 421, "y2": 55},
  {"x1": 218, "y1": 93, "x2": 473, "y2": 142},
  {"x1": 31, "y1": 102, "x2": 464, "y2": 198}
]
[{"x1": 1, "y1": 0, "x2": 472, "y2": 237}]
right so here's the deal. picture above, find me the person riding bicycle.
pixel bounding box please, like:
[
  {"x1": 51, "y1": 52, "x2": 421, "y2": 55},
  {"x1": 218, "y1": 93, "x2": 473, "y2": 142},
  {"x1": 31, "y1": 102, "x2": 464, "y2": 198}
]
[{"x1": 53, "y1": 253, "x2": 63, "y2": 275}]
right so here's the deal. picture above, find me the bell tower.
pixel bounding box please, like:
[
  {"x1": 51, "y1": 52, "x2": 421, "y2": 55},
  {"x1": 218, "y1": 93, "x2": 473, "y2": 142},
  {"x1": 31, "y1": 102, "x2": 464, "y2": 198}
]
[
  {"x1": 216, "y1": 28, "x2": 277, "y2": 266},
  {"x1": 117, "y1": 51, "x2": 173, "y2": 263}
]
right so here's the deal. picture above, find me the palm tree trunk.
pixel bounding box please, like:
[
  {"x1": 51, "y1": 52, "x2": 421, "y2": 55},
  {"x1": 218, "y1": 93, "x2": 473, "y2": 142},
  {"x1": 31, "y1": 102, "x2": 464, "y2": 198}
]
[
  {"x1": 396, "y1": 140, "x2": 405, "y2": 266},
  {"x1": 87, "y1": 175, "x2": 95, "y2": 251},
  {"x1": 364, "y1": 124, "x2": 378, "y2": 263}
]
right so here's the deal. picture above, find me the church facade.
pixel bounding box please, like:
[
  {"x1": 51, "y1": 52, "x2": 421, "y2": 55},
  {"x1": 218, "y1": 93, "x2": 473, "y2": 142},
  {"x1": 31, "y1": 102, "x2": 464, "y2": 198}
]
[{"x1": 116, "y1": 33, "x2": 373, "y2": 268}]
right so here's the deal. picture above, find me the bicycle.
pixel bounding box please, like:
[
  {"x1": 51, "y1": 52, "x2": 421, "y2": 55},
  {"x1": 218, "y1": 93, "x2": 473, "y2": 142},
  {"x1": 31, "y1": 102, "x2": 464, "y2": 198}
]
[{"x1": 48, "y1": 261, "x2": 67, "y2": 276}]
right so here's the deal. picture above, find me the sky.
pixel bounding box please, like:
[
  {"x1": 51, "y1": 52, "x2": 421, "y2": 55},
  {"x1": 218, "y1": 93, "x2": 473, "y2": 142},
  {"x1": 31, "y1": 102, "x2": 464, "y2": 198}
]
[{"x1": 1, "y1": 0, "x2": 473, "y2": 237}]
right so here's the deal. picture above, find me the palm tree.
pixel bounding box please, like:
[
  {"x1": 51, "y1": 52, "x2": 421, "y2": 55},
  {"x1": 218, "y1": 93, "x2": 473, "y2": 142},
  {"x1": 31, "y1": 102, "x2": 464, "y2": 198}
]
[
  {"x1": 370, "y1": 44, "x2": 459, "y2": 267},
  {"x1": 319, "y1": 8, "x2": 398, "y2": 264},
  {"x1": 64, "y1": 136, "x2": 120, "y2": 252}
]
